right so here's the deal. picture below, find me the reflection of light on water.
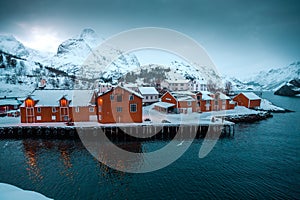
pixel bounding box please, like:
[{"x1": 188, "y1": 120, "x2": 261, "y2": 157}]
[{"x1": 23, "y1": 142, "x2": 43, "y2": 182}]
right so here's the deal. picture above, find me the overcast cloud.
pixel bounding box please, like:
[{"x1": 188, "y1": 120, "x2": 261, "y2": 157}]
[{"x1": 0, "y1": 0, "x2": 299, "y2": 77}]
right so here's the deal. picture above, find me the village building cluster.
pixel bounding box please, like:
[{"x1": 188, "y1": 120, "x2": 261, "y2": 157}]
[{"x1": 0, "y1": 78, "x2": 262, "y2": 124}]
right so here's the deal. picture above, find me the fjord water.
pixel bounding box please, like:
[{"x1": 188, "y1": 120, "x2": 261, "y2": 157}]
[{"x1": 0, "y1": 92, "x2": 299, "y2": 199}]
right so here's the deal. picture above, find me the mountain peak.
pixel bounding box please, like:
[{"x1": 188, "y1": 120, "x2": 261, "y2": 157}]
[
  {"x1": 80, "y1": 28, "x2": 97, "y2": 38},
  {"x1": 0, "y1": 34, "x2": 29, "y2": 57},
  {"x1": 79, "y1": 28, "x2": 102, "y2": 48}
]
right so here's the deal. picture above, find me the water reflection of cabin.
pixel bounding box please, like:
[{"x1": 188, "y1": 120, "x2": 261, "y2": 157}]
[{"x1": 20, "y1": 90, "x2": 97, "y2": 123}]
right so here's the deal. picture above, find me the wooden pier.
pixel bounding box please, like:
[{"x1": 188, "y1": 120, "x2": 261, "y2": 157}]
[{"x1": 0, "y1": 123, "x2": 234, "y2": 140}]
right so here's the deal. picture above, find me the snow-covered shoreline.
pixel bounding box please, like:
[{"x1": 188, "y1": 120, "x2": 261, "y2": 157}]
[
  {"x1": 0, "y1": 183, "x2": 52, "y2": 200},
  {"x1": 0, "y1": 105, "x2": 274, "y2": 128},
  {"x1": 256, "y1": 98, "x2": 290, "y2": 112}
]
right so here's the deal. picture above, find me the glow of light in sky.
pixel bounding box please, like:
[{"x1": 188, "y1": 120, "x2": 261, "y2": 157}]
[{"x1": 16, "y1": 24, "x2": 63, "y2": 53}]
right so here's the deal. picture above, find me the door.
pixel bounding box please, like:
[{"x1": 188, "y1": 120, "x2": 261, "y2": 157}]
[
  {"x1": 60, "y1": 107, "x2": 69, "y2": 121},
  {"x1": 26, "y1": 107, "x2": 34, "y2": 123}
]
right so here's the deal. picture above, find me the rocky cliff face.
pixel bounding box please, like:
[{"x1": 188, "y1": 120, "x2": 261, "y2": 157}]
[{"x1": 274, "y1": 79, "x2": 300, "y2": 96}]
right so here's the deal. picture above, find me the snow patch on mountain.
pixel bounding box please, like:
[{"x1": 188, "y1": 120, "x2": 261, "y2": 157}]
[{"x1": 243, "y1": 62, "x2": 300, "y2": 90}]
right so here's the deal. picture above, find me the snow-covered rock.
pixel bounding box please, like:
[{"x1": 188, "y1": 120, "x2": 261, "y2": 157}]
[{"x1": 274, "y1": 78, "x2": 300, "y2": 97}]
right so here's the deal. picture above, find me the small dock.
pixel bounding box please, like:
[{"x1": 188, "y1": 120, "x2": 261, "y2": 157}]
[{"x1": 0, "y1": 122, "x2": 235, "y2": 140}]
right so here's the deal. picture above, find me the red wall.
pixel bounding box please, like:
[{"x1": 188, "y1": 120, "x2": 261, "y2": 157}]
[
  {"x1": 233, "y1": 93, "x2": 261, "y2": 108},
  {"x1": 97, "y1": 87, "x2": 143, "y2": 123}
]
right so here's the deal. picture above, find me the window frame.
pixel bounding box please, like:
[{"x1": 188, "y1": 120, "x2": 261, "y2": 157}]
[
  {"x1": 116, "y1": 107, "x2": 122, "y2": 112},
  {"x1": 130, "y1": 104, "x2": 137, "y2": 113}
]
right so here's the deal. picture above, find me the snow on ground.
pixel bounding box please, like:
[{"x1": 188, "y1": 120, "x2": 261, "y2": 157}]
[
  {"x1": 0, "y1": 83, "x2": 34, "y2": 98},
  {"x1": 0, "y1": 183, "x2": 52, "y2": 200},
  {"x1": 0, "y1": 117, "x2": 20, "y2": 126},
  {"x1": 0, "y1": 105, "x2": 265, "y2": 128},
  {"x1": 258, "y1": 99, "x2": 285, "y2": 112}
]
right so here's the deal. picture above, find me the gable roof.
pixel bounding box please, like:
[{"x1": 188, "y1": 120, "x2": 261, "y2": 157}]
[
  {"x1": 170, "y1": 91, "x2": 196, "y2": 101},
  {"x1": 0, "y1": 99, "x2": 21, "y2": 106},
  {"x1": 99, "y1": 86, "x2": 144, "y2": 99},
  {"x1": 138, "y1": 87, "x2": 159, "y2": 95},
  {"x1": 21, "y1": 89, "x2": 95, "y2": 107},
  {"x1": 216, "y1": 92, "x2": 230, "y2": 100},
  {"x1": 241, "y1": 92, "x2": 261, "y2": 100},
  {"x1": 154, "y1": 101, "x2": 175, "y2": 108}
]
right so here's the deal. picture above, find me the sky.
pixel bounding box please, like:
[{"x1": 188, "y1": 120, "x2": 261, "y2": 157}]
[{"x1": 0, "y1": 0, "x2": 299, "y2": 78}]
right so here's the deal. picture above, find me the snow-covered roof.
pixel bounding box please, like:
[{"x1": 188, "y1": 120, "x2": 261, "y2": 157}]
[
  {"x1": 241, "y1": 92, "x2": 261, "y2": 100},
  {"x1": 99, "y1": 86, "x2": 144, "y2": 99},
  {"x1": 154, "y1": 102, "x2": 175, "y2": 108},
  {"x1": 177, "y1": 96, "x2": 196, "y2": 101},
  {"x1": 166, "y1": 79, "x2": 190, "y2": 84},
  {"x1": 199, "y1": 91, "x2": 212, "y2": 95},
  {"x1": 21, "y1": 89, "x2": 95, "y2": 107},
  {"x1": 216, "y1": 92, "x2": 230, "y2": 100},
  {"x1": 0, "y1": 99, "x2": 21, "y2": 106},
  {"x1": 138, "y1": 87, "x2": 159, "y2": 95},
  {"x1": 202, "y1": 94, "x2": 213, "y2": 100},
  {"x1": 171, "y1": 91, "x2": 195, "y2": 96}
]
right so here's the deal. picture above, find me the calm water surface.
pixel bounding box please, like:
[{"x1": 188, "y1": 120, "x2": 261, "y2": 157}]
[{"x1": 0, "y1": 92, "x2": 299, "y2": 199}]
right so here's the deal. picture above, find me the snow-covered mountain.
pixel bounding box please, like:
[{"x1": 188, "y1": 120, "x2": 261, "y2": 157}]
[
  {"x1": 42, "y1": 28, "x2": 141, "y2": 79},
  {"x1": 1, "y1": 28, "x2": 299, "y2": 97},
  {"x1": 242, "y1": 62, "x2": 300, "y2": 91}
]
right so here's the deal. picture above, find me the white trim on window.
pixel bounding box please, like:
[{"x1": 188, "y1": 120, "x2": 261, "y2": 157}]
[
  {"x1": 89, "y1": 107, "x2": 94, "y2": 112},
  {"x1": 52, "y1": 107, "x2": 57, "y2": 113},
  {"x1": 130, "y1": 104, "x2": 137, "y2": 112}
]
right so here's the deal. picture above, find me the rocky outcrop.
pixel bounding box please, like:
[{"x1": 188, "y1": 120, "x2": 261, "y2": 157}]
[
  {"x1": 224, "y1": 112, "x2": 273, "y2": 123},
  {"x1": 274, "y1": 79, "x2": 300, "y2": 97}
]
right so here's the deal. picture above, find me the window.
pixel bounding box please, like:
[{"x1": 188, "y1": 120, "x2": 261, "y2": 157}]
[
  {"x1": 130, "y1": 104, "x2": 137, "y2": 112},
  {"x1": 52, "y1": 107, "x2": 57, "y2": 113},
  {"x1": 155, "y1": 96, "x2": 158, "y2": 99},
  {"x1": 98, "y1": 106, "x2": 102, "y2": 112},
  {"x1": 180, "y1": 83, "x2": 184, "y2": 86},
  {"x1": 129, "y1": 95, "x2": 134, "y2": 101},
  {"x1": 75, "y1": 107, "x2": 80, "y2": 112},
  {"x1": 89, "y1": 107, "x2": 94, "y2": 112},
  {"x1": 187, "y1": 101, "x2": 192, "y2": 106},
  {"x1": 215, "y1": 100, "x2": 219, "y2": 105},
  {"x1": 146, "y1": 96, "x2": 148, "y2": 100},
  {"x1": 150, "y1": 96, "x2": 153, "y2": 99},
  {"x1": 52, "y1": 115, "x2": 56, "y2": 120},
  {"x1": 117, "y1": 107, "x2": 122, "y2": 112},
  {"x1": 117, "y1": 95, "x2": 122, "y2": 102},
  {"x1": 206, "y1": 100, "x2": 210, "y2": 105},
  {"x1": 37, "y1": 107, "x2": 41, "y2": 113},
  {"x1": 110, "y1": 95, "x2": 114, "y2": 101},
  {"x1": 36, "y1": 116, "x2": 41, "y2": 121},
  {"x1": 222, "y1": 100, "x2": 226, "y2": 105},
  {"x1": 197, "y1": 96, "x2": 201, "y2": 100}
]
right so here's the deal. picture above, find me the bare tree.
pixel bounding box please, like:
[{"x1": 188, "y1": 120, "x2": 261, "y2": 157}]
[
  {"x1": 207, "y1": 79, "x2": 218, "y2": 92},
  {"x1": 225, "y1": 81, "x2": 233, "y2": 95}
]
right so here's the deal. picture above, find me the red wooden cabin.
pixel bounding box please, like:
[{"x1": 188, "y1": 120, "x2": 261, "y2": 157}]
[{"x1": 97, "y1": 86, "x2": 143, "y2": 123}]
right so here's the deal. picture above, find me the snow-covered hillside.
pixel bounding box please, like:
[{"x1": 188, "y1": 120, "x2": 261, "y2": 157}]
[
  {"x1": 1, "y1": 28, "x2": 299, "y2": 96},
  {"x1": 243, "y1": 62, "x2": 300, "y2": 91},
  {"x1": 43, "y1": 28, "x2": 141, "y2": 79}
]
